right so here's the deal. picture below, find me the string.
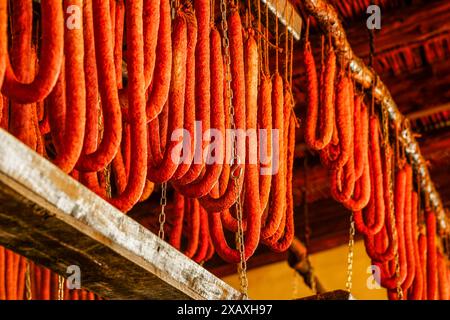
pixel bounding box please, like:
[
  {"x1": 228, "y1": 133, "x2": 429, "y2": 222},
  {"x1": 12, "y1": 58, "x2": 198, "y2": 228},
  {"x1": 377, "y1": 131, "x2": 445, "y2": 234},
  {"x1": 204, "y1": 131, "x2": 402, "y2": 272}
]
[
  {"x1": 289, "y1": 7, "x2": 294, "y2": 87},
  {"x1": 275, "y1": 0, "x2": 279, "y2": 73},
  {"x1": 284, "y1": 0, "x2": 289, "y2": 81},
  {"x1": 265, "y1": 2, "x2": 269, "y2": 74}
]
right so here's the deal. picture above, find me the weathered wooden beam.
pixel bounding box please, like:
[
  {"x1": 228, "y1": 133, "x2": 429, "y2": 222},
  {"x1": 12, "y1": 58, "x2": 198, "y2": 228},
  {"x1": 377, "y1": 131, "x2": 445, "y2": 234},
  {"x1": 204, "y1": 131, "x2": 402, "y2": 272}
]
[
  {"x1": 261, "y1": 0, "x2": 303, "y2": 40},
  {"x1": 0, "y1": 129, "x2": 241, "y2": 300}
]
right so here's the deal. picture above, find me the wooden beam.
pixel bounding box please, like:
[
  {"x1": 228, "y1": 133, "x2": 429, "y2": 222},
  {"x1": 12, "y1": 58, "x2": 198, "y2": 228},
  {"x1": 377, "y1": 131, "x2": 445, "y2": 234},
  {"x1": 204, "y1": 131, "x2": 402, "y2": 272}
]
[
  {"x1": 261, "y1": 0, "x2": 303, "y2": 40},
  {"x1": 0, "y1": 129, "x2": 241, "y2": 300}
]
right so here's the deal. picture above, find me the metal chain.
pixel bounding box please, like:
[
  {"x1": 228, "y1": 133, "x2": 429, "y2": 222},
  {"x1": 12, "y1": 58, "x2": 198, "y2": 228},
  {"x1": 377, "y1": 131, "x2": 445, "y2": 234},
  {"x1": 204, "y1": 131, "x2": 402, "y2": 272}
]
[
  {"x1": 158, "y1": 182, "x2": 168, "y2": 240},
  {"x1": 345, "y1": 211, "x2": 355, "y2": 293},
  {"x1": 58, "y1": 275, "x2": 65, "y2": 300},
  {"x1": 104, "y1": 164, "x2": 112, "y2": 198},
  {"x1": 25, "y1": 260, "x2": 32, "y2": 300},
  {"x1": 219, "y1": 0, "x2": 248, "y2": 299},
  {"x1": 235, "y1": 188, "x2": 248, "y2": 298}
]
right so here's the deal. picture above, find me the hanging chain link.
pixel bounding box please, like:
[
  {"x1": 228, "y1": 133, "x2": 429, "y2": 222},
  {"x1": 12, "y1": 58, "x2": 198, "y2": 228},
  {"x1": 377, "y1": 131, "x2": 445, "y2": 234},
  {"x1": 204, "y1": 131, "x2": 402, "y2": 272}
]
[
  {"x1": 58, "y1": 275, "x2": 65, "y2": 300},
  {"x1": 104, "y1": 164, "x2": 112, "y2": 198},
  {"x1": 25, "y1": 260, "x2": 32, "y2": 300},
  {"x1": 220, "y1": 0, "x2": 247, "y2": 299},
  {"x1": 158, "y1": 182, "x2": 168, "y2": 240},
  {"x1": 235, "y1": 190, "x2": 248, "y2": 298},
  {"x1": 345, "y1": 211, "x2": 355, "y2": 293}
]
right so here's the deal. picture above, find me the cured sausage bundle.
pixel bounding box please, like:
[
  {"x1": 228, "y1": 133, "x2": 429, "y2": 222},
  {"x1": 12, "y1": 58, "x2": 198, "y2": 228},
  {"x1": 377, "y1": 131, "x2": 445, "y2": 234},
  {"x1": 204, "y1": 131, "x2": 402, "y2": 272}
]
[
  {"x1": 0, "y1": 0, "x2": 301, "y2": 297},
  {"x1": 302, "y1": 22, "x2": 449, "y2": 300}
]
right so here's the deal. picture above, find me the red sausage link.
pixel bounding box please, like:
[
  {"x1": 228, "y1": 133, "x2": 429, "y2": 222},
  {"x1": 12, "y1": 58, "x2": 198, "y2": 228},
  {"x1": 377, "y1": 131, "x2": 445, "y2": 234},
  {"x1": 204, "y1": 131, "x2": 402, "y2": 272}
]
[
  {"x1": 52, "y1": 0, "x2": 86, "y2": 173},
  {"x1": 208, "y1": 189, "x2": 260, "y2": 263},
  {"x1": 328, "y1": 72, "x2": 352, "y2": 169},
  {"x1": 79, "y1": 0, "x2": 101, "y2": 191},
  {"x1": 409, "y1": 192, "x2": 423, "y2": 300},
  {"x1": 47, "y1": 62, "x2": 66, "y2": 154},
  {"x1": 426, "y1": 209, "x2": 438, "y2": 300},
  {"x1": 114, "y1": 0, "x2": 125, "y2": 89},
  {"x1": 344, "y1": 156, "x2": 370, "y2": 211},
  {"x1": 16, "y1": 256, "x2": 26, "y2": 299},
  {"x1": 184, "y1": 198, "x2": 201, "y2": 259},
  {"x1": 353, "y1": 97, "x2": 369, "y2": 180},
  {"x1": 174, "y1": 0, "x2": 212, "y2": 186},
  {"x1": 0, "y1": 95, "x2": 8, "y2": 130},
  {"x1": 363, "y1": 146, "x2": 396, "y2": 262},
  {"x1": 8, "y1": 0, "x2": 35, "y2": 149},
  {"x1": 304, "y1": 41, "x2": 335, "y2": 151},
  {"x1": 147, "y1": 12, "x2": 187, "y2": 183},
  {"x1": 0, "y1": 246, "x2": 5, "y2": 299},
  {"x1": 258, "y1": 74, "x2": 273, "y2": 212},
  {"x1": 41, "y1": 268, "x2": 51, "y2": 300},
  {"x1": 76, "y1": 0, "x2": 122, "y2": 172},
  {"x1": 109, "y1": 0, "x2": 148, "y2": 212},
  {"x1": 192, "y1": 206, "x2": 210, "y2": 263},
  {"x1": 173, "y1": 26, "x2": 224, "y2": 196},
  {"x1": 171, "y1": 10, "x2": 197, "y2": 180},
  {"x1": 2, "y1": 0, "x2": 63, "y2": 104},
  {"x1": 354, "y1": 118, "x2": 385, "y2": 234},
  {"x1": 5, "y1": 249, "x2": 18, "y2": 299},
  {"x1": 402, "y1": 166, "x2": 416, "y2": 292},
  {"x1": 264, "y1": 112, "x2": 296, "y2": 252},
  {"x1": 375, "y1": 166, "x2": 408, "y2": 289},
  {"x1": 330, "y1": 152, "x2": 356, "y2": 203},
  {"x1": 437, "y1": 252, "x2": 449, "y2": 300},
  {"x1": 143, "y1": 0, "x2": 160, "y2": 89},
  {"x1": 168, "y1": 192, "x2": 185, "y2": 250},
  {"x1": 198, "y1": 10, "x2": 246, "y2": 213},
  {"x1": 0, "y1": 0, "x2": 7, "y2": 89},
  {"x1": 145, "y1": 0, "x2": 172, "y2": 122},
  {"x1": 261, "y1": 73, "x2": 285, "y2": 239},
  {"x1": 419, "y1": 233, "x2": 428, "y2": 300}
]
